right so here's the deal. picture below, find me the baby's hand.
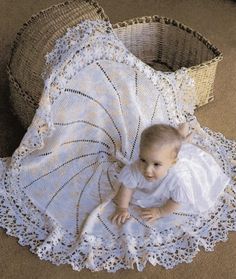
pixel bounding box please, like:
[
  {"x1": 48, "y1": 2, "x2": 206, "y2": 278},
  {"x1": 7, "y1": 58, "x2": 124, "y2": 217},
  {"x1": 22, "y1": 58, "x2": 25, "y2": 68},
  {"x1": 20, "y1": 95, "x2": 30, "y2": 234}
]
[
  {"x1": 140, "y1": 207, "x2": 162, "y2": 223},
  {"x1": 110, "y1": 208, "x2": 131, "y2": 226}
]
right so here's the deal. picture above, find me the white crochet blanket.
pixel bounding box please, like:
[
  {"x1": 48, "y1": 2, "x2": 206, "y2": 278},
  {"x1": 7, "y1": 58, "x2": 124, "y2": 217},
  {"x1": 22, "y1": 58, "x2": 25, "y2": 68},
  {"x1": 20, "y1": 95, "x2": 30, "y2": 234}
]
[{"x1": 0, "y1": 20, "x2": 236, "y2": 272}]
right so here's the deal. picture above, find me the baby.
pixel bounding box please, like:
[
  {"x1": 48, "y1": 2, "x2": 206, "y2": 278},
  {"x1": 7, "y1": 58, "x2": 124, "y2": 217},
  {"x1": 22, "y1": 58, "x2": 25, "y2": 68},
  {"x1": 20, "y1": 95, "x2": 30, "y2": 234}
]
[{"x1": 111, "y1": 122, "x2": 231, "y2": 225}]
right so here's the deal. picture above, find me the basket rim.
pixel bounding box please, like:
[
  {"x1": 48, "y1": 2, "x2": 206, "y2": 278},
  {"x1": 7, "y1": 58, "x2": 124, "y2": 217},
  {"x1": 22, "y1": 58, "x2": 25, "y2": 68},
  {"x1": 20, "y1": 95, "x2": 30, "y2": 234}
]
[
  {"x1": 7, "y1": 65, "x2": 38, "y2": 109},
  {"x1": 8, "y1": 0, "x2": 109, "y2": 67},
  {"x1": 112, "y1": 15, "x2": 223, "y2": 71},
  {"x1": 7, "y1": 11, "x2": 223, "y2": 105}
]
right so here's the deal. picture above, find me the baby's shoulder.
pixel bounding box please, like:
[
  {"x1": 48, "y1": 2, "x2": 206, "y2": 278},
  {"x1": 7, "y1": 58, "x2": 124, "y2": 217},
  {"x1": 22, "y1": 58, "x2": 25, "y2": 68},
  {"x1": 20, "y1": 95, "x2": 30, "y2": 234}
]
[
  {"x1": 170, "y1": 158, "x2": 190, "y2": 176},
  {"x1": 167, "y1": 158, "x2": 192, "y2": 187},
  {"x1": 118, "y1": 160, "x2": 142, "y2": 187},
  {"x1": 179, "y1": 142, "x2": 201, "y2": 155},
  {"x1": 179, "y1": 142, "x2": 211, "y2": 158},
  {"x1": 169, "y1": 143, "x2": 209, "y2": 183},
  {"x1": 124, "y1": 160, "x2": 140, "y2": 175}
]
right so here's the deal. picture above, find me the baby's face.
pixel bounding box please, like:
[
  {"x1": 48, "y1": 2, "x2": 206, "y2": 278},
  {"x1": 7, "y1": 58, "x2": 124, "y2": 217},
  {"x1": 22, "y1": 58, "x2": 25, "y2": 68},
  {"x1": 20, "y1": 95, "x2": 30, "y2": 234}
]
[{"x1": 138, "y1": 144, "x2": 176, "y2": 182}]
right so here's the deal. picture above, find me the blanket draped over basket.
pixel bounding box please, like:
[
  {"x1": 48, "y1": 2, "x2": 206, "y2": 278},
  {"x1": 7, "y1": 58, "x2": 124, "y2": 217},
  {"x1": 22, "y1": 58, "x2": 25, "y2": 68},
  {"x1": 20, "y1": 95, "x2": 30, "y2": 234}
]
[{"x1": 0, "y1": 20, "x2": 236, "y2": 272}]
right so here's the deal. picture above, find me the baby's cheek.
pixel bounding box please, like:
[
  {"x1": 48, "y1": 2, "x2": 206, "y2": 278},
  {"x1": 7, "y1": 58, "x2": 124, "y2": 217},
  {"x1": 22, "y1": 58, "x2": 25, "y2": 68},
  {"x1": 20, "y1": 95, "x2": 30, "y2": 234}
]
[
  {"x1": 138, "y1": 163, "x2": 143, "y2": 171},
  {"x1": 139, "y1": 164, "x2": 145, "y2": 175},
  {"x1": 158, "y1": 168, "x2": 167, "y2": 178},
  {"x1": 154, "y1": 169, "x2": 162, "y2": 177}
]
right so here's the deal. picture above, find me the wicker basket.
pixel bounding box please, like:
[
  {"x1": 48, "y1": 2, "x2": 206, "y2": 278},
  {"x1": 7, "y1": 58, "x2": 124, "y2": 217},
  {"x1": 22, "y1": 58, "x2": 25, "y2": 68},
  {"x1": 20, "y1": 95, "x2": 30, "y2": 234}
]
[
  {"x1": 7, "y1": 1, "x2": 223, "y2": 129},
  {"x1": 112, "y1": 16, "x2": 223, "y2": 107},
  {"x1": 7, "y1": 0, "x2": 109, "y2": 129}
]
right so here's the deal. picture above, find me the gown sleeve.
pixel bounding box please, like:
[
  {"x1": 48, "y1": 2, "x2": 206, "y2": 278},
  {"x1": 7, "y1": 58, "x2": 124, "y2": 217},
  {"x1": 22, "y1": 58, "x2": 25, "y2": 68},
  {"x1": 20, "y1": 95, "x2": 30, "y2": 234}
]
[
  {"x1": 117, "y1": 162, "x2": 139, "y2": 189},
  {"x1": 169, "y1": 176, "x2": 195, "y2": 206}
]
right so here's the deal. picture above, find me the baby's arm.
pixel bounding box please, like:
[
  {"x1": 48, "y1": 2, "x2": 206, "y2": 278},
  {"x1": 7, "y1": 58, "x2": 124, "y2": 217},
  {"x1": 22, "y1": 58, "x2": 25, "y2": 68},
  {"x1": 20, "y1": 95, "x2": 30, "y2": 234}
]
[
  {"x1": 141, "y1": 199, "x2": 180, "y2": 222},
  {"x1": 110, "y1": 184, "x2": 133, "y2": 225},
  {"x1": 159, "y1": 199, "x2": 181, "y2": 216}
]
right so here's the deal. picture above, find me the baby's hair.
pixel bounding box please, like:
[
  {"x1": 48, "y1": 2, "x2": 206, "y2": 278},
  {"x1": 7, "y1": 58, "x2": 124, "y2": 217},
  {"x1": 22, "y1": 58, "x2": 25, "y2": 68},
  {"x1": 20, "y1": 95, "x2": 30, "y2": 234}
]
[{"x1": 140, "y1": 124, "x2": 185, "y2": 159}]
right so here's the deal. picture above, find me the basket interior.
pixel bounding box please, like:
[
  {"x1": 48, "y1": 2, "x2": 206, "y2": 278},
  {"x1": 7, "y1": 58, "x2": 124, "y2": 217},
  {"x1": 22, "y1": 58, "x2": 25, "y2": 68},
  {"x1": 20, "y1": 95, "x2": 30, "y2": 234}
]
[{"x1": 113, "y1": 21, "x2": 217, "y2": 72}]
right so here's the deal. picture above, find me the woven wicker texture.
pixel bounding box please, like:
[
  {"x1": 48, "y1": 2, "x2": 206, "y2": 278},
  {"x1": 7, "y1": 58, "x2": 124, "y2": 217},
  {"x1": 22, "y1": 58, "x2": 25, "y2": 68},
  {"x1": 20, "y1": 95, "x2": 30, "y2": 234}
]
[
  {"x1": 112, "y1": 16, "x2": 223, "y2": 107},
  {"x1": 7, "y1": 0, "x2": 109, "y2": 128},
  {"x1": 7, "y1": 2, "x2": 223, "y2": 129}
]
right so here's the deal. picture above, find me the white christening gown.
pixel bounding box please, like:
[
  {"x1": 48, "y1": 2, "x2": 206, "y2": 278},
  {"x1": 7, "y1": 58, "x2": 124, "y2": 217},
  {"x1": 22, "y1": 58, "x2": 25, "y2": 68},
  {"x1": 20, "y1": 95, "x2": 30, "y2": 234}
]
[{"x1": 118, "y1": 143, "x2": 231, "y2": 214}]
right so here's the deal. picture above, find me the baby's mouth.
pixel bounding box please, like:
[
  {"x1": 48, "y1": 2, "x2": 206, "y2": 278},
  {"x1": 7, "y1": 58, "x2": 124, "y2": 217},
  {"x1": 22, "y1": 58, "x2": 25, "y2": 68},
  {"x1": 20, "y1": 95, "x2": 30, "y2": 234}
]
[{"x1": 145, "y1": 175, "x2": 155, "y2": 181}]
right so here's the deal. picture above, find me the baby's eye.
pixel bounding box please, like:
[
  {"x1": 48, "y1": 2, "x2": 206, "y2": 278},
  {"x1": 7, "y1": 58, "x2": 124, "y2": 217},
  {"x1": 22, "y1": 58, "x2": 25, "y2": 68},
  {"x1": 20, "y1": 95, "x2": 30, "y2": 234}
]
[
  {"x1": 154, "y1": 163, "x2": 160, "y2": 167},
  {"x1": 140, "y1": 158, "x2": 146, "y2": 163}
]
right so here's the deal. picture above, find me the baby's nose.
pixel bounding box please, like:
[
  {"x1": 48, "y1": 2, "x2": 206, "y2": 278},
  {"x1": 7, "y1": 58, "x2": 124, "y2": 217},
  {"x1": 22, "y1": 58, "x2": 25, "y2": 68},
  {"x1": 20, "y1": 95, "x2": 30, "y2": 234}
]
[{"x1": 145, "y1": 165, "x2": 153, "y2": 175}]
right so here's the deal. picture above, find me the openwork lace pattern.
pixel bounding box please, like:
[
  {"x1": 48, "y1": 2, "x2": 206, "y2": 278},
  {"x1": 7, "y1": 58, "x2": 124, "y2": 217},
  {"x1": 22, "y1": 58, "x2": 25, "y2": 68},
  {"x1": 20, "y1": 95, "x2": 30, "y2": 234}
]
[{"x1": 0, "y1": 20, "x2": 235, "y2": 273}]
